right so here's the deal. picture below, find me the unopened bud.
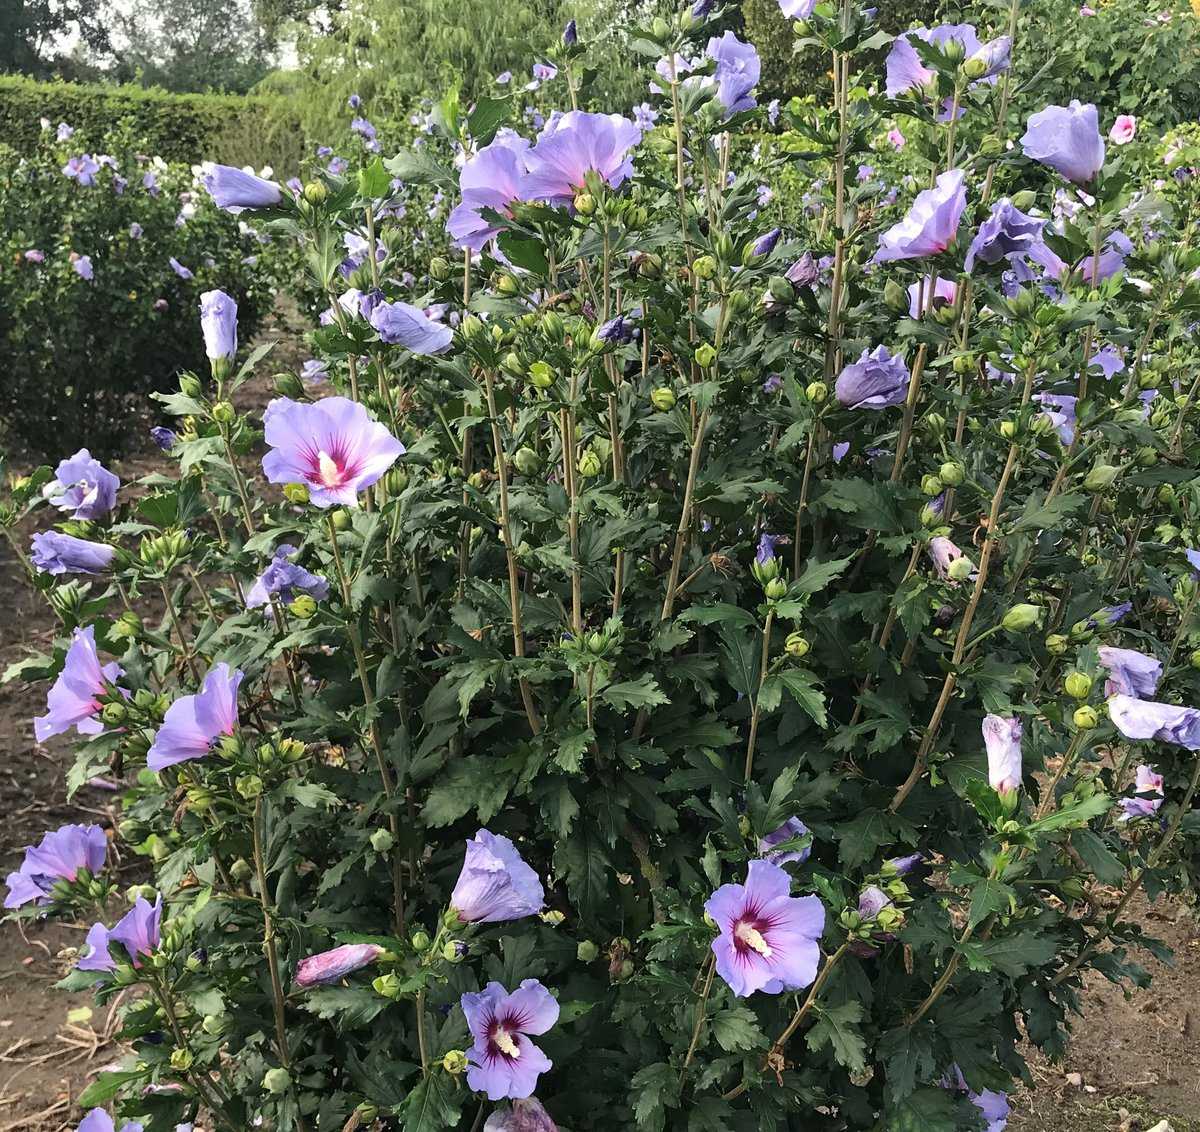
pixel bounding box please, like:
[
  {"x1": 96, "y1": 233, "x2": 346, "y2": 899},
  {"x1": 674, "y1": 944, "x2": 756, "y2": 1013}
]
[
  {"x1": 528, "y1": 361, "x2": 555, "y2": 389},
  {"x1": 693, "y1": 254, "x2": 717, "y2": 280},
  {"x1": 1045, "y1": 633, "x2": 1069, "y2": 655},
  {"x1": 651, "y1": 387, "x2": 676, "y2": 411},
  {"x1": 262, "y1": 1067, "x2": 292, "y2": 1094},
  {"x1": 577, "y1": 940, "x2": 599, "y2": 962},
  {"x1": 806, "y1": 381, "x2": 828, "y2": 403},
  {"x1": 785, "y1": 632, "x2": 810, "y2": 658},
  {"x1": 442, "y1": 1050, "x2": 469, "y2": 1075},
  {"x1": 578, "y1": 450, "x2": 602, "y2": 478},
  {"x1": 369, "y1": 828, "x2": 394, "y2": 853},
  {"x1": 303, "y1": 181, "x2": 328, "y2": 205},
  {"x1": 1083, "y1": 463, "x2": 1120, "y2": 492},
  {"x1": 573, "y1": 192, "x2": 596, "y2": 215},
  {"x1": 1002, "y1": 603, "x2": 1042, "y2": 632},
  {"x1": 429, "y1": 255, "x2": 451, "y2": 280},
  {"x1": 939, "y1": 461, "x2": 964, "y2": 486},
  {"x1": 1073, "y1": 705, "x2": 1099, "y2": 730},
  {"x1": 1063, "y1": 671, "x2": 1093, "y2": 700},
  {"x1": 289, "y1": 594, "x2": 317, "y2": 619},
  {"x1": 694, "y1": 343, "x2": 717, "y2": 369}
]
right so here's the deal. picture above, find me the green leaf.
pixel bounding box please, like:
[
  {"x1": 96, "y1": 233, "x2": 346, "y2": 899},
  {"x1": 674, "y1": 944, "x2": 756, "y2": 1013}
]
[
  {"x1": 402, "y1": 1071, "x2": 463, "y2": 1131},
  {"x1": 557, "y1": 825, "x2": 610, "y2": 921},
  {"x1": 299, "y1": 986, "x2": 387, "y2": 1032},
  {"x1": 776, "y1": 669, "x2": 827, "y2": 728},
  {"x1": 603, "y1": 674, "x2": 670, "y2": 712},
  {"x1": 678, "y1": 603, "x2": 759, "y2": 629},
  {"x1": 710, "y1": 1004, "x2": 766, "y2": 1052},
  {"x1": 806, "y1": 1001, "x2": 867, "y2": 1072},
  {"x1": 384, "y1": 148, "x2": 456, "y2": 187},
  {"x1": 967, "y1": 876, "x2": 1016, "y2": 929},
  {"x1": 498, "y1": 232, "x2": 550, "y2": 275},
  {"x1": 630, "y1": 1062, "x2": 680, "y2": 1131},
  {"x1": 878, "y1": 1023, "x2": 936, "y2": 1102},
  {"x1": 357, "y1": 155, "x2": 391, "y2": 199},
  {"x1": 279, "y1": 779, "x2": 340, "y2": 809},
  {"x1": 467, "y1": 95, "x2": 511, "y2": 144},
  {"x1": 885, "y1": 1087, "x2": 963, "y2": 1131},
  {"x1": 1071, "y1": 828, "x2": 1124, "y2": 885},
  {"x1": 836, "y1": 809, "x2": 915, "y2": 870},
  {"x1": 77, "y1": 1069, "x2": 148, "y2": 1106},
  {"x1": 793, "y1": 555, "x2": 854, "y2": 594},
  {"x1": 1026, "y1": 792, "x2": 1111, "y2": 833}
]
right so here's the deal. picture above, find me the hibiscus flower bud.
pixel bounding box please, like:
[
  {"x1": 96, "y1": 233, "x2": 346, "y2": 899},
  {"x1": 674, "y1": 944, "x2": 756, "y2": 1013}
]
[
  {"x1": 428, "y1": 255, "x2": 450, "y2": 280},
  {"x1": 765, "y1": 577, "x2": 788, "y2": 600},
  {"x1": 1046, "y1": 633, "x2": 1069, "y2": 655},
  {"x1": 694, "y1": 343, "x2": 717, "y2": 368},
  {"x1": 577, "y1": 940, "x2": 599, "y2": 961},
  {"x1": 1083, "y1": 463, "x2": 1120, "y2": 491},
  {"x1": 443, "y1": 939, "x2": 468, "y2": 963},
  {"x1": 693, "y1": 254, "x2": 717, "y2": 280},
  {"x1": 785, "y1": 632, "x2": 810, "y2": 658},
  {"x1": 1002, "y1": 604, "x2": 1042, "y2": 632},
  {"x1": 578, "y1": 450, "x2": 602, "y2": 478},
  {"x1": 939, "y1": 461, "x2": 965, "y2": 486},
  {"x1": 947, "y1": 556, "x2": 974, "y2": 583},
  {"x1": 529, "y1": 361, "x2": 555, "y2": 389},
  {"x1": 289, "y1": 594, "x2": 318, "y2": 619},
  {"x1": 651, "y1": 387, "x2": 676, "y2": 411},
  {"x1": 442, "y1": 1050, "x2": 469, "y2": 1075},
  {"x1": 921, "y1": 474, "x2": 944, "y2": 497},
  {"x1": 100, "y1": 701, "x2": 127, "y2": 724},
  {"x1": 179, "y1": 373, "x2": 203, "y2": 399},
  {"x1": 884, "y1": 279, "x2": 908, "y2": 313},
  {"x1": 806, "y1": 380, "x2": 828, "y2": 403},
  {"x1": 573, "y1": 192, "x2": 596, "y2": 215},
  {"x1": 262, "y1": 1067, "x2": 292, "y2": 1094},
  {"x1": 370, "y1": 828, "x2": 394, "y2": 853},
  {"x1": 330, "y1": 509, "x2": 351, "y2": 531},
  {"x1": 1190, "y1": 648, "x2": 1200, "y2": 669},
  {"x1": 1063, "y1": 671, "x2": 1093, "y2": 699},
  {"x1": 303, "y1": 181, "x2": 328, "y2": 205},
  {"x1": 171, "y1": 1048, "x2": 194, "y2": 1070},
  {"x1": 1073, "y1": 705, "x2": 1099, "y2": 730}
]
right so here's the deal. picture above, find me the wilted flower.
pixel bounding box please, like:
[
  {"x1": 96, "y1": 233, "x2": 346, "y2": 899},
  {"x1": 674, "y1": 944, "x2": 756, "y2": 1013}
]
[
  {"x1": 370, "y1": 299, "x2": 454, "y2": 354},
  {"x1": 835, "y1": 345, "x2": 910, "y2": 410},
  {"x1": 928, "y1": 536, "x2": 968, "y2": 580},
  {"x1": 45, "y1": 449, "x2": 119, "y2": 519},
  {"x1": 785, "y1": 252, "x2": 818, "y2": 288},
  {"x1": 246, "y1": 545, "x2": 330, "y2": 611},
  {"x1": 146, "y1": 663, "x2": 243, "y2": 771},
  {"x1": 78, "y1": 895, "x2": 162, "y2": 974},
  {"x1": 295, "y1": 943, "x2": 384, "y2": 987},
  {"x1": 448, "y1": 134, "x2": 530, "y2": 250},
  {"x1": 520, "y1": 112, "x2": 640, "y2": 205},
  {"x1": 596, "y1": 313, "x2": 637, "y2": 344},
  {"x1": 30, "y1": 531, "x2": 114, "y2": 576},
  {"x1": 199, "y1": 289, "x2": 238, "y2": 361},
  {"x1": 203, "y1": 164, "x2": 283, "y2": 210},
  {"x1": 23, "y1": 248, "x2": 45, "y2": 263},
  {"x1": 1098, "y1": 646, "x2": 1162, "y2": 698},
  {"x1": 1020, "y1": 101, "x2": 1105, "y2": 184},
  {"x1": 451, "y1": 829, "x2": 545, "y2": 923},
  {"x1": 1108, "y1": 695, "x2": 1200, "y2": 749},
  {"x1": 261, "y1": 396, "x2": 405, "y2": 507},
  {"x1": 758, "y1": 816, "x2": 811, "y2": 865},
  {"x1": 751, "y1": 227, "x2": 781, "y2": 256},
  {"x1": 483, "y1": 1098, "x2": 559, "y2": 1132},
  {"x1": 705, "y1": 859, "x2": 825, "y2": 997},
  {"x1": 983, "y1": 714, "x2": 1022, "y2": 793},
  {"x1": 462, "y1": 980, "x2": 559, "y2": 1099},
  {"x1": 965, "y1": 198, "x2": 1044, "y2": 272},
  {"x1": 875, "y1": 169, "x2": 966, "y2": 262},
  {"x1": 705, "y1": 32, "x2": 760, "y2": 116},
  {"x1": 1084, "y1": 602, "x2": 1132, "y2": 630},
  {"x1": 34, "y1": 626, "x2": 122, "y2": 743},
  {"x1": 4, "y1": 823, "x2": 107, "y2": 909},
  {"x1": 1109, "y1": 115, "x2": 1137, "y2": 145},
  {"x1": 886, "y1": 852, "x2": 924, "y2": 876},
  {"x1": 169, "y1": 257, "x2": 193, "y2": 280},
  {"x1": 1119, "y1": 764, "x2": 1164, "y2": 821}
]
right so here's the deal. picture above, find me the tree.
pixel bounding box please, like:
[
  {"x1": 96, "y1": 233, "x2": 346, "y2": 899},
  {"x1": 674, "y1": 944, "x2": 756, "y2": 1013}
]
[{"x1": 0, "y1": 0, "x2": 112, "y2": 77}]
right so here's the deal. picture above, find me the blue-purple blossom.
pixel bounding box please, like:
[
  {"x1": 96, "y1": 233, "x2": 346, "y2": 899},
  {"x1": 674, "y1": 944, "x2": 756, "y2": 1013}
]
[
  {"x1": 203, "y1": 164, "x2": 283, "y2": 210},
  {"x1": 1119, "y1": 764, "x2": 1164, "y2": 822},
  {"x1": 632, "y1": 102, "x2": 658, "y2": 131},
  {"x1": 597, "y1": 314, "x2": 637, "y2": 344},
  {"x1": 301, "y1": 358, "x2": 329, "y2": 384},
  {"x1": 199, "y1": 289, "x2": 238, "y2": 361},
  {"x1": 448, "y1": 134, "x2": 530, "y2": 250},
  {"x1": 45, "y1": 449, "x2": 119, "y2": 519},
  {"x1": 370, "y1": 299, "x2": 454, "y2": 354},
  {"x1": 835, "y1": 345, "x2": 910, "y2": 410},
  {"x1": 965, "y1": 198, "x2": 1044, "y2": 272},
  {"x1": 351, "y1": 116, "x2": 377, "y2": 142},
  {"x1": 756, "y1": 532, "x2": 779, "y2": 564},
  {"x1": 34, "y1": 626, "x2": 122, "y2": 743},
  {"x1": 1108, "y1": 695, "x2": 1200, "y2": 749},
  {"x1": 1186, "y1": 548, "x2": 1200, "y2": 575},
  {"x1": 758, "y1": 817, "x2": 811, "y2": 865},
  {"x1": 56, "y1": 122, "x2": 74, "y2": 141},
  {"x1": 30, "y1": 531, "x2": 114, "y2": 576},
  {"x1": 705, "y1": 859, "x2": 825, "y2": 997},
  {"x1": 141, "y1": 172, "x2": 158, "y2": 196},
  {"x1": 451, "y1": 829, "x2": 545, "y2": 923},
  {"x1": 246, "y1": 545, "x2": 330, "y2": 611},
  {"x1": 779, "y1": 0, "x2": 817, "y2": 16},
  {"x1": 520, "y1": 112, "x2": 640, "y2": 206},
  {"x1": 4, "y1": 823, "x2": 107, "y2": 909},
  {"x1": 563, "y1": 18, "x2": 577, "y2": 44},
  {"x1": 706, "y1": 32, "x2": 760, "y2": 116},
  {"x1": 1036, "y1": 393, "x2": 1077, "y2": 445},
  {"x1": 532, "y1": 62, "x2": 558, "y2": 82},
  {"x1": 462, "y1": 980, "x2": 559, "y2": 1100},
  {"x1": 63, "y1": 155, "x2": 100, "y2": 186},
  {"x1": 295, "y1": 943, "x2": 384, "y2": 987},
  {"x1": 146, "y1": 663, "x2": 243, "y2": 771},
  {"x1": 75, "y1": 1110, "x2": 143, "y2": 1132},
  {"x1": 886, "y1": 852, "x2": 924, "y2": 876},
  {"x1": 874, "y1": 169, "x2": 967, "y2": 262},
  {"x1": 1086, "y1": 602, "x2": 1132, "y2": 630},
  {"x1": 946, "y1": 1067, "x2": 1009, "y2": 1132},
  {"x1": 1020, "y1": 101, "x2": 1105, "y2": 184},
  {"x1": 150, "y1": 426, "x2": 177, "y2": 451},
  {"x1": 73, "y1": 255, "x2": 94, "y2": 281},
  {"x1": 751, "y1": 227, "x2": 782, "y2": 256},
  {"x1": 78, "y1": 895, "x2": 162, "y2": 974},
  {"x1": 1098, "y1": 646, "x2": 1162, "y2": 698},
  {"x1": 169, "y1": 257, "x2": 193, "y2": 280},
  {"x1": 983, "y1": 714, "x2": 1022, "y2": 792}
]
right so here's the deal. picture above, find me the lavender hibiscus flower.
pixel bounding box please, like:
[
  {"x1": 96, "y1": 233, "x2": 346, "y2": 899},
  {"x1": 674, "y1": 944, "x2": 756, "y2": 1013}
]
[
  {"x1": 169, "y1": 257, "x2": 193, "y2": 280},
  {"x1": 705, "y1": 32, "x2": 760, "y2": 116},
  {"x1": 1036, "y1": 393, "x2": 1077, "y2": 445},
  {"x1": 875, "y1": 169, "x2": 967, "y2": 262},
  {"x1": 965, "y1": 198, "x2": 1044, "y2": 272},
  {"x1": 705, "y1": 859, "x2": 825, "y2": 997},
  {"x1": 204, "y1": 164, "x2": 284, "y2": 210},
  {"x1": 907, "y1": 275, "x2": 958, "y2": 317},
  {"x1": 246, "y1": 545, "x2": 330, "y2": 611},
  {"x1": 369, "y1": 299, "x2": 454, "y2": 354},
  {"x1": 451, "y1": 829, "x2": 545, "y2": 924},
  {"x1": 146, "y1": 663, "x2": 243, "y2": 771},
  {"x1": 1020, "y1": 101, "x2": 1105, "y2": 184},
  {"x1": 758, "y1": 816, "x2": 812, "y2": 865},
  {"x1": 778, "y1": 0, "x2": 817, "y2": 15},
  {"x1": 462, "y1": 980, "x2": 560, "y2": 1100},
  {"x1": 520, "y1": 112, "x2": 641, "y2": 206},
  {"x1": 4, "y1": 823, "x2": 107, "y2": 909},
  {"x1": 835, "y1": 346, "x2": 910, "y2": 409},
  {"x1": 262, "y1": 396, "x2": 405, "y2": 507},
  {"x1": 34, "y1": 626, "x2": 123, "y2": 743},
  {"x1": 30, "y1": 531, "x2": 115, "y2": 576},
  {"x1": 199, "y1": 289, "x2": 238, "y2": 362},
  {"x1": 45, "y1": 449, "x2": 119, "y2": 519},
  {"x1": 982, "y1": 715, "x2": 1022, "y2": 793},
  {"x1": 447, "y1": 134, "x2": 531, "y2": 250},
  {"x1": 76, "y1": 1110, "x2": 143, "y2": 1132},
  {"x1": 78, "y1": 894, "x2": 162, "y2": 974},
  {"x1": 63, "y1": 154, "x2": 100, "y2": 186},
  {"x1": 295, "y1": 943, "x2": 385, "y2": 987},
  {"x1": 73, "y1": 255, "x2": 94, "y2": 281},
  {"x1": 1098, "y1": 646, "x2": 1162, "y2": 698},
  {"x1": 1119, "y1": 764, "x2": 1164, "y2": 822},
  {"x1": 150, "y1": 426, "x2": 177, "y2": 451},
  {"x1": 1108, "y1": 695, "x2": 1200, "y2": 749}
]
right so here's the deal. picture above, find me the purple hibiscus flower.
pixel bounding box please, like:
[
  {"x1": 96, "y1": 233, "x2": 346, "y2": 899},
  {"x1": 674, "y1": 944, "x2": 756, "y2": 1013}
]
[
  {"x1": 520, "y1": 112, "x2": 640, "y2": 206},
  {"x1": 78, "y1": 894, "x2": 162, "y2": 974},
  {"x1": 758, "y1": 816, "x2": 812, "y2": 865},
  {"x1": 246, "y1": 545, "x2": 329, "y2": 611},
  {"x1": 447, "y1": 134, "x2": 531, "y2": 250},
  {"x1": 150, "y1": 426, "x2": 177, "y2": 451},
  {"x1": 146, "y1": 663, "x2": 243, "y2": 771},
  {"x1": 34, "y1": 626, "x2": 123, "y2": 743},
  {"x1": 1098, "y1": 646, "x2": 1162, "y2": 698},
  {"x1": 451, "y1": 829, "x2": 545, "y2": 924},
  {"x1": 875, "y1": 169, "x2": 967, "y2": 262},
  {"x1": 203, "y1": 164, "x2": 283, "y2": 210},
  {"x1": 946, "y1": 1067, "x2": 1009, "y2": 1132},
  {"x1": 62, "y1": 155, "x2": 100, "y2": 186},
  {"x1": 779, "y1": 0, "x2": 817, "y2": 15},
  {"x1": 907, "y1": 275, "x2": 958, "y2": 317},
  {"x1": 169, "y1": 257, "x2": 194, "y2": 280},
  {"x1": 1036, "y1": 393, "x2": 1077, "y2": 445},
  {"x1": 1020, "y1": 101, "x2": 1105, "y2": 184},
  {"x1": 1119, "y1": 764, "x2": 1164, "y2": 822},
  {"x1": 369, "y1": 299, "x2": 454, "y2": 354},
  {"x1": 295, "y1": 943, "x2": 385, "y2": 987},
  {"x1": 30, "y1": 531, "x2": 114, "y2": 576},
  {"x1": 705, "y1": 859, "x2": 825, "y2": 997},
  {"x1": 4, "y1": 823, "x2": 107, "y2": 910},
  {"x1": 835, "y1": 345, "x2": 910, "y2": 409},
  {"x1": 44, "y1": 449, "x2": 119, "y2": 519},
  {"x1": 1108, "y1": 695, "x2": 1200, "y2": 749},
  {"x1": 983, "y1": 714, "x2": 1022, "y2": 793},
  {"x1": 199, "y1": 290, "x2": 238, "y2": 362},
  {"x1": 965, "y1": 198, "x2": 1044, "y2": 272},
  {"x1": 76, "y1": 1110, "x2": 143, "y2": 1132},
  {"x1": 462, "y1": 980, "x2": 559, "y2": 1100},
  {"x1": 706, "y1": 32, "x2": 760, "y2": 116},
  {"x1": 261, "y1": 396, "x2": 405, "y2": 508},
  {"x1": 72, "y1": 255, "x2": 94, "y2": 281}
]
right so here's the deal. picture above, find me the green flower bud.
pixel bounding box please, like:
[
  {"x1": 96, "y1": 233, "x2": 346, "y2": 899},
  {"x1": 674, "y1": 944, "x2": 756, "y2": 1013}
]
[
  {"x1": 785, "y1": 631, "x2": 810, "y2": 658},
  {"x1": 370, "y1": 828, "x2": 395, "y2": 853},
  {"x1": 921, "y1": 474, "x2": 944, "y2": 497},
  {"x1": 952, "y1": 353, "x2": 975, "y2": 376},
  {"x1": 1190, "y1": 648, "x2": 1200, "y2": 669},
  {"x1": 528, "y1": 361, "x2": 555, "y2": 389},
  {"x1": 111, "y1": 611, "x2": 143, "y2": 640},
  {"x1": 694, "y1": 343, "x2": 717, "y2": 369},
  {"x1": 373, "y1": 972, "x2": 401, "y2": 998},
  {"x1": 616, "y1": 959, "x2": 635, "y2": 981},
  {"x1": 1064, "y1": 671, "x2": 1093, "y2": 700},
  {"x1": 497, "y1": 274, "x2": 520, "y2": 296},
  {"x1": 411, "y1": 930, "x2": 432, "y2": 952},
  {"x1": 1137, "y1": 446, "x2": 1158, "y2": 467},
  {"x1": 303, "y1": 181, "x2": 328, "y2": 205},
  {"x1": 925, "y1": 411, "x2": 946, "y2": 438},
  {"x1": 442, "y1": 1050, "x2": 469, "y2": 1075},
  {"x1": 1045, "y1": 633, "x2": 1069, "y2": 655},
  {"x1": 947, "y1": 556, "x2": 974, "y2": 583},
  {"x1": 693, "y1": 254, "x2": 717, "y2": 280},
  {"x1": 1010, "y1": 190, "x2": 1037, "y2": 211},
  {"x1": 442, "y1": 940, "x2": 468, "y2": 963},
  {"x1": 765, "y1": 577, "x2": 788, "y2": 600},
  {"x1": 541, "y1": 909, "x2": 565, "y2": 925},
  {"x1": 211, "y1": 401, "x2": 235, "y2": 424},
  {"x1": 884, "y1": 278, "x2": 908, "y2": 314},
  {"x1": 577, "y1": 940, "x2": 600, "y2": 962},
  {"x1": 429, "y1": 255, "x2": 451, "y2": 281},
  {"x1": 1002, "y1": 604, "x2": 1042, "y2": 632},
  {"x1": 513, "y1": 446, "x2": 540, "y2": 475},
  {"x1": 202, "y1": 1013, "x2": 226, "y2": 1036},
  {"x1": 262, "y1": 1067, "x2": 292, "y2": 1094},
  {"x1": 283, "y1": 483, "x2": 310, "y2": 505},
  {"x1": 230, "y1": 858, "x2": 253, "y2": 882},
  {"x1": 171, "y1": 1048, "x2": 194, "y2": 1071},
  {"x1": 650, "y1": 387, "x2": 676, "y2": 412},
  {"x1": 920, "y1": 503, "x2": 943, "y2": 527},
  {"x1": 806, "y1": 381, "x2": 828, "y2": 403},
  {"x1": 1073, "y1": 705, "x2": 1099, "y2": 730},
  {"x1": 459, "y1": 314, "x2": 486, "y2": 342},
  {"x1": 330, "y1": 509, "x2": 351, "y2": 531},
  {"x1": 939, "y1": 461, "x2": 965, "y2": 486},
  {"x1": 127, "y1": 884, "x2": 157, "y2": 903},
  {"x1": 274, "y1": 371, "x2": 305, "y2": 399},
  {"x1": 999, "y1": 419, "x2": 1018, "y2": 440},
  {"x1": 573, "y1": 192, "x2": 596, "y2": 215},
  {"x1": 101, "y1": 701, "x2": 128, "y2": 724},
  {"x1": 289, "y1": 593, "x2": 318, "y2": 619},
  {"x1": 236, "y1": 774, "x2": 263, "y2": 800},
  {"x1": 578, "y1": 450, "x2": 603, "y2": 478},
  {"x1": 1083, "y1": 463, "x2": 1120, "y2": 492},
  {"x1": 179, "y1": 373, "x2": 203, "y2": 400}
]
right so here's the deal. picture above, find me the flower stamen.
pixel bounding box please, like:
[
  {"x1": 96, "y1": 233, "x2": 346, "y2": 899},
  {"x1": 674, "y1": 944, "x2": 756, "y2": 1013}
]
[{"x1": 735, "y1": 919, "x2": 773, "y2": 958}]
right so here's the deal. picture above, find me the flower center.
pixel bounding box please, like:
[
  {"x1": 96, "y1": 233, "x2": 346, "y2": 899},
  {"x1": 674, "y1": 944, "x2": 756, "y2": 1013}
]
[
  {"x1": 316, "y1": 450, "x2": 342, "y2": 488},
  {"x1": 734, "y1": 919, "x2": 772, "y2": 958},
  {"x1": 491, "y1": 1026, "x2": 520, "y2": 1059}
]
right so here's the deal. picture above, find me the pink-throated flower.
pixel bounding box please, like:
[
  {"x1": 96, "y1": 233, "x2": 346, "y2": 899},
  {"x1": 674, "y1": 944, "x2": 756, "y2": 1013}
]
[
  {"x1": 34, "y1": 626, "x2": 123, "y2": 743},
  {"x1": 4, "y1": 823, "x2": 107, "y2": 910},
  {"x1": 462, "y1": 979, "x2": 559, "y2": 1100},
  {"x1": 982, "y1": 715, "x2": 1022, "y2": 793},
  {"x1": 146, "y1": 663, "x2": 242, "y2": 771}
]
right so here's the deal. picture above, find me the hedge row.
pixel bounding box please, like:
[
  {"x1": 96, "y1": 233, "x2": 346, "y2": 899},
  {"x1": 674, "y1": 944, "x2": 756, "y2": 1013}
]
[{"x1": 0, "y1": 76, "x2": 307, "y2": 172}]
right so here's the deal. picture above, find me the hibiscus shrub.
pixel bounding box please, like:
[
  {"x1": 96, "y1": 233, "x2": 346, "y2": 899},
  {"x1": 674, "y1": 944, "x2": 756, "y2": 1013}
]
[
  {"x1": 0, "y1": 120, "x2": 279, "y2": 458},
  {"x1": 7, "y1": 4, "x2": 1200, "y2": 1132}
]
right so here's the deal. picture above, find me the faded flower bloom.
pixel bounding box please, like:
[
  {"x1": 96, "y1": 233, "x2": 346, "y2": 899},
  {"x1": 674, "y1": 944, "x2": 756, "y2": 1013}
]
[
  {"x1": 1020, "y1": 101, "x2": 1105, "y2": 184},
  {"x1": 4, "y1": 823, "x2": 107, "y2": 909},
  {"x1": 1118, "y1": 764, "x2": 1164, "y2": 822},
  {"x1": 451, "y1": 829, "x2": 545, "y2": 924},
  {"x1": 982, "y1": 715, "x2": 1022, "y2": 793},
  {"x1": 370, "y1": 299, "x2": 454, "y2": 354},
  {"x1": 262, "y1": 396, "x2": 405, "y2": 507},
  {"x1": 520, "y1": 112, "x2": 640, "y2": 205},
  {"x1": 462, "y1": 980, "x2": 559, "y2": 1100},
  {"x1": 1098, "y1": 646, "x2": 1162, "y2": 699},
  {"x1": 34, "y1": 626, "x2": 123, "y2": 743},
  {"x1": 199, "y1": 290, "x2": 238, "y2": 361},
  {"x1": 246, "y1": 545, "x2": 329, "y2": 612},
  {"x1": 965, "y1": 198, "x2": 1044, "y2": 272},
  {"x1": 78, "y1": 895, "x2": 162, "y2": 974},
  {"x1": 1108, "y1": 695, "x2": 1200, "y2": 750},
  {"x1": 295, "y1": 943, "x2": 385, "y2": 987},
  {"x1": 928, "y1": 536, "x2": 968, "y2": 580},
  {"x1": 30, "y1": 531, "x2": 115, "y2": 576},
  {"x1": 448, "y1": 134, "x2": 530, "y2": 250},
  {"x1": 835, "y1": 346, "x2": 910, "y2": 410},
  {"x1": 758, "y1": 816, "x2": 811, "y2": 865},
  {"x1": 44, "y1": 449, "x2": 119, "y2": 519},
  {"x1": 146, "y1": 663, "x2": 243, "y2": 771},
  {"x1": 483, "y1": 1098, "x2": 558, "y2": 1132},
  {"x1": 204, "y1": 164, "x2": 283, "y2": 210},
  {"x1": 705, "y1": 859, "x2": 825, "y2": 997},
  {"x1": 705, "y1": 32, "x2": 760, "y2": 116},
  {"x1": 874, "y1": 169, "x2": 967, "y2": 262}
]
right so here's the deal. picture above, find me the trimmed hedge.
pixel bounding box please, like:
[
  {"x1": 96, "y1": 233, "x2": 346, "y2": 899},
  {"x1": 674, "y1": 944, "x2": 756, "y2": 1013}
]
[{"x1": 0, "y1": 76, "x2": 306, "y2": 172}]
